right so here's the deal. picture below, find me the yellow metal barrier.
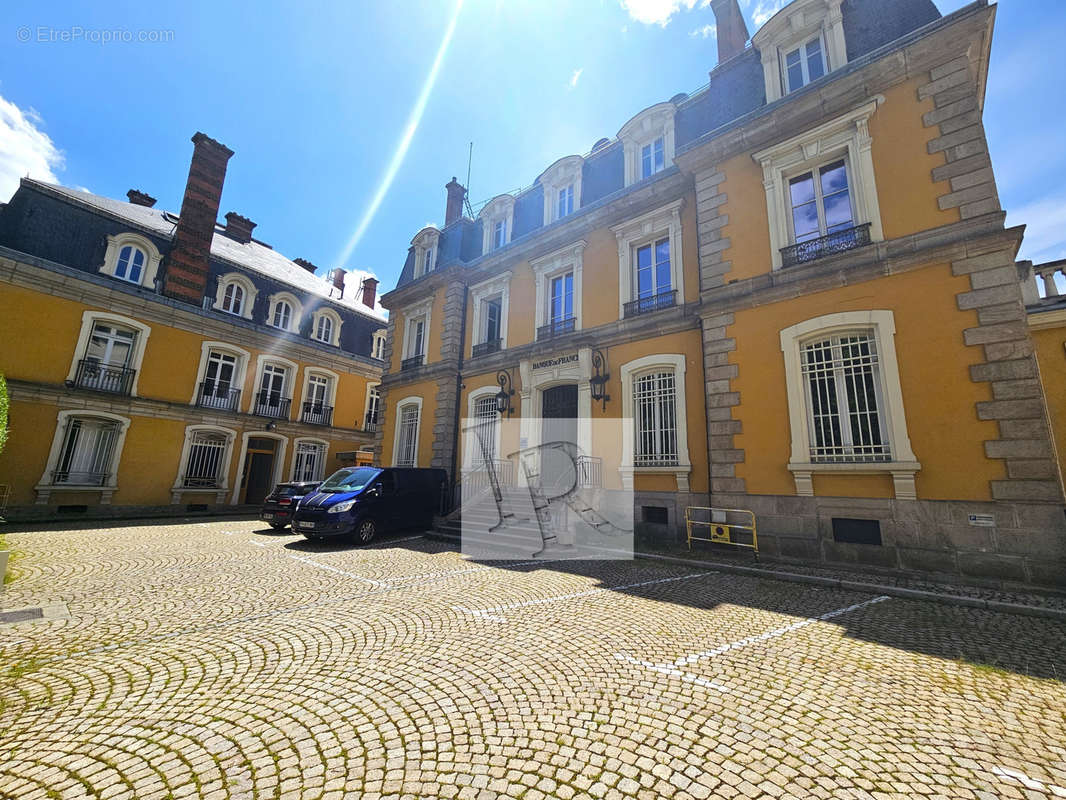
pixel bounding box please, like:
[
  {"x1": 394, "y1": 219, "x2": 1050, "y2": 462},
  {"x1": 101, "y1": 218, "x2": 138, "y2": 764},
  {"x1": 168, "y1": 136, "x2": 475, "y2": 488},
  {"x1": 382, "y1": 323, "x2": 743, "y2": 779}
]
[{"x1": 685, "y1": 506, "x2": 758, "y2": 561}]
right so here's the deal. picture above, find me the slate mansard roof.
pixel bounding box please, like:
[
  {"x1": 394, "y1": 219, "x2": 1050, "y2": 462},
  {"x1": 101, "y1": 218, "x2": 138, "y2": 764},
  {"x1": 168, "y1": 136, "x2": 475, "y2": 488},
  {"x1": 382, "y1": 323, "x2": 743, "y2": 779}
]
[
  {"x1": 0, "y1": 179, "x2": 387, "y2": 359},
  {"x1": 393, "y1": 0, "x2": 944, "y2": 290}
]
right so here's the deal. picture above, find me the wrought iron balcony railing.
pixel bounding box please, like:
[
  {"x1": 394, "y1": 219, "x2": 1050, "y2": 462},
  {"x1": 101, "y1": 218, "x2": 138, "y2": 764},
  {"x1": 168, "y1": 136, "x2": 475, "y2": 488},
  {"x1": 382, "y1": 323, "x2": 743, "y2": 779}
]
[
  {"x1": 401, "y1": 355, "x2": 424, "y2": 371},
  {"x1": 301, "y1": 402, "x2": 334, "y2": 427},
  {"x1": 73, "y1": 359, "x2": 135, "y2": 395},
  {"x1": 472, "y1": 339, "x2": 502, "y2": 357},
  {"x1": 253, "y1": 392, "x2": 291, "y2": 419},
  {"x1": 197, "y1": 382, "x2": 241, "y2": 412},
  {"x1": 576, "y1": 456, "x2": 603, "y2": 489},
  {"x1": 536, "y1": 316, "x2": 576, "y2": 341},
  {"x1": 780, "y1": 223, "x2": 872, "y2": 268},
  {"x1": 364, "y1": 413, "x2": 379, "y2": 433},
  {"x1": 52, "y1": 470, "x2": 110, "y2": 486},
  {"x1": 624, "y1": 289, "x2": 677, "y2": 318}
]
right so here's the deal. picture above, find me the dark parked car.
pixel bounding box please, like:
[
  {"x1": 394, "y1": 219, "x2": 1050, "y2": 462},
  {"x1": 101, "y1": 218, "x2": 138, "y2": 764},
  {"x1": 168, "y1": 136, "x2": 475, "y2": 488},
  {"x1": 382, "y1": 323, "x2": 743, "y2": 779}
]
[
  {"x1": 261, "y1": 481, "x2": 321, "y2": 530},
  {"x1": 293, "y1": 466, "x2": 447, "y2": 543}
]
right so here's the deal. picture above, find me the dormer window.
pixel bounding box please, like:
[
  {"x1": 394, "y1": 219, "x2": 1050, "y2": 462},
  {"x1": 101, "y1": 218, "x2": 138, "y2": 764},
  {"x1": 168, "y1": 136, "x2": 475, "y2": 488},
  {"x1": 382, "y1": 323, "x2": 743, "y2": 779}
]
[
  {"x1": 99, "y1": 232, "x2": 162, "y2": 289},
  {"x1": 310, "y1": 307, "x2": 343, "y2": 346},
  {"x1": 641, "y1": 137, "x2": 665, "y2": 179},
  {"x1": 752, "y1": 0, "x2": 847, "y2": 104},
  {"x1": 411, "y1": 226, "x2": 440, "y2": 279},
  {"x1": 539, "y1": 155, "x2": 583, "y2": 224},
  {"x1": 479, "y1": 195, "x2": 515, "y2": 253},
  {"x1": 785, "y1": 36, "x2": 826, "y2": 93},
  {"x1": 619, "y1": 103, "x2": 676, "y2": 187},
  {"x1": 272, "y1": 301, "x2": 292, "y2": 330},
  {"x1": 266, "y1": 292, "x2": 303, "y2": 333},
  {"x1": 212, "y1": 273, "x2": 258, "y2": 320}
]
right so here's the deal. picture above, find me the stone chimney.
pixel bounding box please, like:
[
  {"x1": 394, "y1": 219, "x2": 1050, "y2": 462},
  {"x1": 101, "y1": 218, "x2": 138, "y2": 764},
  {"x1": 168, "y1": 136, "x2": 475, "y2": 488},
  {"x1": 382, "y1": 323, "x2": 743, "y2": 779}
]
[
  {"x1": 361, "y1": 277, "x2": 379, "y2": 310},
  {"x1": 331, "y1": 268, "x2": 346, "y2": 299},
  {"x1": 293, "y1": 258, "x2": 318, "y2": 273},
  {"x1": 127, "y1": 189, "x2": 156, "y2": 207},
  {"x1": 445, "y1": 176, "x2": 466, "y2": 226},
  {"x1": 223, "y1": 211, "x2": 256, "y2": 243},
  {"x1": 710, "y1": 0, "x2": 749, "y2": 64},
  {"x1": 163, "y1": 132, "x2": 234, "y2": 304}
]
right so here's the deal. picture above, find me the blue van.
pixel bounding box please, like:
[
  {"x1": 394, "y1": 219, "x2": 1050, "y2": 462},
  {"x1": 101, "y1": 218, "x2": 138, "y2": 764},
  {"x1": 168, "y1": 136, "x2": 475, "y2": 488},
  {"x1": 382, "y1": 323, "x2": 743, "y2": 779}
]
[{"x1": 292, "y1": 466, "x2": 447, "y2": 543}]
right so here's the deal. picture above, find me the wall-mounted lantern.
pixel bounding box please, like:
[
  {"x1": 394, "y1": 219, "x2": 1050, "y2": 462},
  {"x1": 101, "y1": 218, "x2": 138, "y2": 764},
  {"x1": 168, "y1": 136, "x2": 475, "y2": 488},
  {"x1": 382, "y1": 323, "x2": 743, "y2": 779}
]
[
  {"x1": 590, "y1": 348, "x2": 610, "y2": 411},
  {"x1": 495, "y1": 369, "x2": 516, "y2": 416}
]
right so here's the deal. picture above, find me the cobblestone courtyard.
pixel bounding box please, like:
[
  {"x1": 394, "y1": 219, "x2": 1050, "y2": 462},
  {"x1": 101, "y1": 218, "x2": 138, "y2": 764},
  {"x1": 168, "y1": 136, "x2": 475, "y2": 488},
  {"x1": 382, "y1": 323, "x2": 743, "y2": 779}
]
[{"x1": 1, "y1": 519, "x2": 1064, "y2": 799}]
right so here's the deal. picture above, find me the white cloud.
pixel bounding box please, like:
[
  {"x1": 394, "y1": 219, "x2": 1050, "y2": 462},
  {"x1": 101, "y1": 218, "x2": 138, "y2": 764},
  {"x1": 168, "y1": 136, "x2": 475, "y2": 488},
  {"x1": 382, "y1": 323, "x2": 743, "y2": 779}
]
[
  {"x1": 618, "y1": 0, "x2": 701, "y2": 27},
  {"x1": 742, "y1": 0, "x2": 786, "y2": 26},
  {"x1": 690, "y1": 23, "x2": 717, "y2": 38},
  {"x1": 569, "y1": 68, "x2": 584, "y2": 89},
  {"x1": 0, "y1": 93, "x2": 63, "y2": 202},
  {"x1": 1008, "y1": 192, "x2": 1066, "y2": 264}
]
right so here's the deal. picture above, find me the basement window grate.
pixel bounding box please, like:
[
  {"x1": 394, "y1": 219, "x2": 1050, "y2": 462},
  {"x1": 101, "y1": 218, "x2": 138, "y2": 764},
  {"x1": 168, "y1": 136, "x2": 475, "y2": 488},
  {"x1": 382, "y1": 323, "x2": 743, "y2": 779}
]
[
  {"x1": 0, "y1": 608, "x2": 44, "y2": 625},
  {"x1": 186, "y1": 504, "x2": 209, "y2": 512},
  {"x1": 57, "y1": 505, "x2": 88, "y2": 514},
  {"x1": 832, "y1": 518, "x2": 883, "y2": 546},
  {"x1": 642, "y1": 506, "x2": 669, "y2": 525}
]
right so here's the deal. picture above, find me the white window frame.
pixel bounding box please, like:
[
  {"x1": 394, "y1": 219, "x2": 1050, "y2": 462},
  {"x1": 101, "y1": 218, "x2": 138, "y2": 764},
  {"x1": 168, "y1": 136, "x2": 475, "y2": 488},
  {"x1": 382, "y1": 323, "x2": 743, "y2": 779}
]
[
  {"x1": 532, "y1": 240, "x2": 586, "y2": 333},
  {"x1": 34, "y1": 410, "x2": 132, "y2": 505},
  {"x1": 754, "y1": 99, "x2": 885, "y2": 270},
  {"x1": 392, "y1": 396, "x2": 424, "y2": 468},
  {"x1": 297, "y1": 367, "x2": 339, "y2": 423},
  {"x1": 539, "y1": 155, "x2": 584, "y2": 225},
  {"x1": 66, "y1": 311, "x2": 152, "y2": 397},
  {"x1": 371, "y1": 330, "x2": 387, "y2": 360},
  {"x1": 785, "y1": 156, "x2": 857, "y2": 245},
  {"x1": 171, "y1": 424, "x2": 237, "y2": 503},
  {"x1": 612, "y1": 199, "x2": 686, "y2": 318},
  {"x1": 189, "y1": 341, "x2": 251, "y2": 409},
  {"x1": 412, "y1": 227, "x2": 440, "y2": 279},
  {"x1": 267, "y1": 291, "x2": 303, "y2": 333},
  {"x1": 212, "y1": 272, "x2": 258, "y2": 320},
  {"x1": 469, "y1": 271, "x2": 511, "y2": 354},
  {"x1": 401, "y1": 297, "x2": 434, "y2": 362},
  {"x1": 291, "y1": 437, "x2": 330, "y2": 482},
  {"x1": 479, "y1": 195, "x2": 515, "y2": 253},
  {"x1": 619, "y1": 354, "x2": 691, "y2": 491},
  {"x1": 252, "y1": 354, "x2": 298, "y2": 412},
  {"x1": 618, "y1": 103, "x2": 676, "y2": 187},
  {"x1": 752, "y1": 0, "x2": 847, "y2": 104},
  {"x1": 99, "y1": 232, "x2": 162, "y2": 289},
  {"x1": 364, "y1": 382, "x2": 382, "y2": 429},
  {"x1": 310, "y1": 307, "x2": 343, "y2": 346},
  {"x1": 780, "y1": 310, "x2": 920, "y2": 499}
]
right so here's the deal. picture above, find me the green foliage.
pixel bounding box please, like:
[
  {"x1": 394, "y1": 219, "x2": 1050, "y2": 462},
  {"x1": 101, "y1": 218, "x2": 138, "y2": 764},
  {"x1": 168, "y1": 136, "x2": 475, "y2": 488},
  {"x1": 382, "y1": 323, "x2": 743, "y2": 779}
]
[{"x1": 0, "y1": 374, "x2": 7, "y2": 454}]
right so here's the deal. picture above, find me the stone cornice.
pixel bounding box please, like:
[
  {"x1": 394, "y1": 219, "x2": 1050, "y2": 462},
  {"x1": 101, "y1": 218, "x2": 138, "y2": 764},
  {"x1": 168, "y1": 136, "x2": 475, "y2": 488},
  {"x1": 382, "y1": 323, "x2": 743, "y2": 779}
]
[
  {"x1": 699, "y1": 213, "x2": 1020, "y2": 314},
  {"x1": 675, "y1": 2, "x2": 995, "y2": 173},
  {"x1": 6, "y1": 379, "x2": 375, "y2": 441},
  {"x1": 0, "y1": 249, "x2": 384, "y2": 378}
]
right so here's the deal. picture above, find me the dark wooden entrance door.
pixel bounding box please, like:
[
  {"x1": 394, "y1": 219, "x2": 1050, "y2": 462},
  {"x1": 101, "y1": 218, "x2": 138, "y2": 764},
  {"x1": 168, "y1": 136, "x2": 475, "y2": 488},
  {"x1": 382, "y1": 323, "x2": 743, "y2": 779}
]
[
  {"x1": 242, "y1": 437, "x2": 277, "y2": 504},
  {"x1": 541, "y1": 384, "x2": 578, "y2": 496}
]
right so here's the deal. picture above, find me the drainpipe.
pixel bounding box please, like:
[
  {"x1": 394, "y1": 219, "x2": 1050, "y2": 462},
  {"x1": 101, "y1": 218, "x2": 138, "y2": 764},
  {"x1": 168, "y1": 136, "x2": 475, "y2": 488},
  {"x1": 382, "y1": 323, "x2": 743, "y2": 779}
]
[{"x1": 449, "y1": 284, "x2": 469, "y2": 513}]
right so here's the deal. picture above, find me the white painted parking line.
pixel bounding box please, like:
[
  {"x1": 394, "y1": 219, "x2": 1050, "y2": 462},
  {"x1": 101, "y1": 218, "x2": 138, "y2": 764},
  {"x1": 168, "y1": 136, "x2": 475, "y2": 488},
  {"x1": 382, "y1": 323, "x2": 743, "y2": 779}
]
[
  {"x1": 670, "y1": 595, "x2": 890, "y2": 667},
  {"x1": 454, "y1": 570, "x2": 718, "y2": 620},
  {"x1": 376, "y1": 535, "x2": 424, "y2": 545},
  {"x1": 615, "y1": 595, "x2": 890, "y2": 691},
  {"x1": 993, "y1": 766, "x2": 1066, "y2": 797},
  {"x1": 287, "y1": 555, "x2": 391, "y2": 587}
]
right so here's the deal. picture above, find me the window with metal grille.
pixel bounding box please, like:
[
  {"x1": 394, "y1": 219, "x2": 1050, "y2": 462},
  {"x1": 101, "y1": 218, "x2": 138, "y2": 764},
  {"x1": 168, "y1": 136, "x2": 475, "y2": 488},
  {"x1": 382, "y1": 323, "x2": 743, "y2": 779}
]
[
  {"x1": 633, "y1": 370, "x2": 678, "y2": 466},
  {"x1": 801, "y1": 331, "x2": 890, "y2": 463},
  {"x1": 472, "y1": 396, "x2": 498, "y2": 464},
  {"x1": 293, "y1": 441, "x2": 326, "y2": 482},
  {"x1": 183, "y1": 431, "x2": 228, "y2": 488},
  {"x1": 396, "y1": 404, "x2": 420, "y2": 467},
  {"x1": 55, "y1": 418, "x2": 119, "y2": 485}
]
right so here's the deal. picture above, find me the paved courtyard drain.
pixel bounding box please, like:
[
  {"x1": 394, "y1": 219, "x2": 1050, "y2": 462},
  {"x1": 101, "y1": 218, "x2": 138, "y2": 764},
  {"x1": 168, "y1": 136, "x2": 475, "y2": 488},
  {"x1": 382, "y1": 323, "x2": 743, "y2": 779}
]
[{"x1": 0, "y1": 608, "x2": 44, "y2": 625}]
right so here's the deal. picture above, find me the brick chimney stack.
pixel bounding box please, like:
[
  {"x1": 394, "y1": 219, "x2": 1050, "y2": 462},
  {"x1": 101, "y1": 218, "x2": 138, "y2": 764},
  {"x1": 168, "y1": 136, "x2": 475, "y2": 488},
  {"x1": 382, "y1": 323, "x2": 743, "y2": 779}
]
[
  {"x1": 445, "y1": 176, "x2": 466, "y2": 226},
  {"x1": 361, "y1": 277, "x2": 379, "y2": 310},
  {"x1": 331, "y1": 268, "x2": 346, "y2": 299},
  {"x1": 164, "y1": 132, "x2": 233, "y2": 304},
  {"x1": 293, "y1": 258, "x2": 318, "y2": 274},
  {"x1": 710, "y1": 0, "x2": 749, "y2": 64},
  {"x1": 127, "y1": 189, "x2": 156, "y2": 207},
  {"x1": 223, "y1": 211, "x2": 256, "y2": 243}
]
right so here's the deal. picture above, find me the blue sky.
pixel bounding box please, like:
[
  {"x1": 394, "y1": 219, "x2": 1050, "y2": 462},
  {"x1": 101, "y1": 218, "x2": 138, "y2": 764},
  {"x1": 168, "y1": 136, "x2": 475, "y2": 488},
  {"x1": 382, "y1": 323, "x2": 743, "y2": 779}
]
[{"x1": 1, "y1": 0, "x2": 1064, "y2": 294}]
